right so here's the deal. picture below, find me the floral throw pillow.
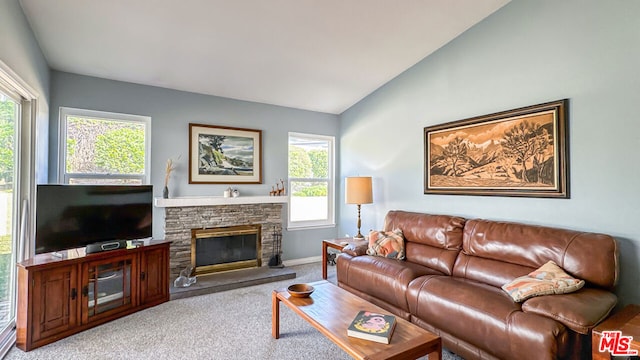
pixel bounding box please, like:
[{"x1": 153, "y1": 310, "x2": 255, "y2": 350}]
[
  {"x1": 502, "y1": 260, "x2": 585, "y2": 302},
  {"x1": 366, "y1": 229, "x2": 405, "y2": 260}
]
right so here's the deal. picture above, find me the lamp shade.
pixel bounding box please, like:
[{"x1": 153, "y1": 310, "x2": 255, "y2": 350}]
[{"x1": 345, "y1": 177, "x2": 373, "y2": 205}]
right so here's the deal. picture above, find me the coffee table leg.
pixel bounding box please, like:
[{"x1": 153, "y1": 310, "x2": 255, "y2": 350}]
[
  {"x1": 272, "y1": 290, "x2": 280, "y2": 339},
  {"x1": 431, "y1": 341, "x2": 442, "y2": 360}
]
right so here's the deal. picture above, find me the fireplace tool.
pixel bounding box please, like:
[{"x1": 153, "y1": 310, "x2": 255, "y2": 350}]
[{"x1": 269, "y1": 227, "x2": 283, "y2": 268}]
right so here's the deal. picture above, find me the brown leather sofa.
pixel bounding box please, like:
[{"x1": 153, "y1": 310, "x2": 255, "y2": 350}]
[{"x1": 337, "y1": 210, "x2": 618, "y2": 360}]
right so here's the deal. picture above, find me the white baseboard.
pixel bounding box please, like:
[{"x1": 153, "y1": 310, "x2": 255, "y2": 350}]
[{"x1": 283, "y1": 256, "x2": 322, "y2": 267}]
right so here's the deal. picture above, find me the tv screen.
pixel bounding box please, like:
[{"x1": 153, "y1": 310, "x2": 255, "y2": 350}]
[{"x1": 35, "y1": 185, "x2": 153, "y2": 254}]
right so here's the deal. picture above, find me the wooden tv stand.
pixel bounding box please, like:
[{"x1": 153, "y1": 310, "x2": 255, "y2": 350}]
[{"x1": 16, "y1": 239, "x2": 171, "y2": 352}]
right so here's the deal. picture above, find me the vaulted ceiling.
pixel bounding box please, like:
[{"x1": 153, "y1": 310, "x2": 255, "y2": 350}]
[{"x1": 19, "y1": 0, "x2": 509, "y2": 114}]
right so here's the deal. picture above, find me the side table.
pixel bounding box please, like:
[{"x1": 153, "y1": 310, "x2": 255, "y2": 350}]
[
  {"x1": 592, "y1": 304, "x2": 640, "y2": 359},
  {"x1": 321, "y1": 238, "x2": 366, "y2": 280}
]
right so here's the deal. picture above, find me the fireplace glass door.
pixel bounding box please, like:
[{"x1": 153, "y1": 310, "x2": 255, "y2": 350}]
[{"x1": 191, "y1": 225, "x2": 261, "y2": 275}]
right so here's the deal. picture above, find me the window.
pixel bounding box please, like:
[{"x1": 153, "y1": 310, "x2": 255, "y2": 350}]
[
  {"x1": 59, "y1": 107, "x2": 151, "y2": 184},
  {"x1": 287, "y1": 132, "x2": 335, "y2": 229},
  {"x1": 0, "y1": 87, "x2": 19, "y2": 353}
]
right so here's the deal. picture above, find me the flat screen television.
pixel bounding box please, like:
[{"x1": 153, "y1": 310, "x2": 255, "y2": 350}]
[{"x1": 35, "y1": 184, "x2": 153, "y2": 254}]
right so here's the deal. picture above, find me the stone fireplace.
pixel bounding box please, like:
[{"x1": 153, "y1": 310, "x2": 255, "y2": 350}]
[{"x1": 155, "y1": 196, "x2": 287, "y2": 281}]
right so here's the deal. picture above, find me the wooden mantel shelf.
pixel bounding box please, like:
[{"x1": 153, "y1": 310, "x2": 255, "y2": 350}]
[{"x1": 154, "y1": 196, "x2": 289, "y2": 208}]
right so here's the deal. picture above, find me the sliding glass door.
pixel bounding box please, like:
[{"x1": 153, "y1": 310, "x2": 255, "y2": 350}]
[{"x1": 0, "y1": 90, "x2": 18, "y2": 341}]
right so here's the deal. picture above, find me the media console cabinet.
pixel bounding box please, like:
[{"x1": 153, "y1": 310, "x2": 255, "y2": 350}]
[{"x1": 16, "y1": 239, "x2": 171, "y2": 351}]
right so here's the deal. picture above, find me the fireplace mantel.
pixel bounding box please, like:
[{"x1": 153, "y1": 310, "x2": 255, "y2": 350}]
[{"x1": 154, "y1": 195, "x2": 288, "y2": 208}]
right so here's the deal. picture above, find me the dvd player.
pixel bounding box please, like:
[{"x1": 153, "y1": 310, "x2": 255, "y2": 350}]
[{"x1": 85, "y1": 240, "x2": 128, "y2": 254}]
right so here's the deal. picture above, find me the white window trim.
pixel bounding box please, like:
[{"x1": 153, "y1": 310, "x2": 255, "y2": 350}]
[
  {"x1": 287, "y1": 132, "x2": 335, "y2": 230},
  {"x1": 58, "y1": 107, "x2": 151, "y2": 184}
]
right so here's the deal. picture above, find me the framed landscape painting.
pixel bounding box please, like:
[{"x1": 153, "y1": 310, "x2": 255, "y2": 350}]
[
  {"x1": 424, "y1": 99, "x2": 569, "y2": 198},
  {"x1": 189, "y1": 123, "x2": 262, "y2": 184}
]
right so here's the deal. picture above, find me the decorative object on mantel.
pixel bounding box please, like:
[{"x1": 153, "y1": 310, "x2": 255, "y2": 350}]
[
  {"x1": 345, "y1": 176, "x2": 373, "y2": 239},
  {"x1": 268, "y1": 227, "x2": 283, "y2": 268},
  {"x1": 174, "y1": 265, "x2": 196, "y2": 288},
  {"x1": 223, "y1": 187, "x2": 240, "y2": 198},
  {"x1": 424, "y1": 99, "x2": 569, "y2": 198},
  {"x1": 163, "y1": 156, "x2": 180, "y2": 198},
  {"x1": 269, "y1": 179, "x2": 286, "y2": 196},
  {"x1": 189, "y1": 123, "x2": 263, "y2": 184}
]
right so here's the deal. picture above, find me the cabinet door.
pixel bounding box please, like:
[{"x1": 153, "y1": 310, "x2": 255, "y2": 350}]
[
  {"x1": 31, "y1": 265, "x2": 78, "y2": 343},
  {"x1": 140, "y1": 247, "x2": 169, "y2": 305},
  {"x1": 81, "y1": 254, "x2": 137, "y2": 324}
]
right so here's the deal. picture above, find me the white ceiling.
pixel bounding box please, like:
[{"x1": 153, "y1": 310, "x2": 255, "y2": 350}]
[{"x1": 19, "y1": 0, "x2": 509, "y2": 114}]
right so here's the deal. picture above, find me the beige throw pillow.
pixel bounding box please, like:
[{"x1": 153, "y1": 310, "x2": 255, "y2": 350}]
[
  {"x1": 366, "y1": 229, "x2": 405, "y2": 260},
  {"x1": 502, "y1": 260, "x2": 585, "y2": 302}
]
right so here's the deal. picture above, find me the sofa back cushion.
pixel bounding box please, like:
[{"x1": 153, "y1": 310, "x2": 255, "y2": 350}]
[
  {"x1": 384, "y1": 210, "x2": 465, "y2": 275},
  {"x1": 453, "y1": 219, "x2": 618, "y2": 290}
]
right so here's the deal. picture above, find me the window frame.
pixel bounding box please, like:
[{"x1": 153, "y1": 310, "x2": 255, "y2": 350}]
[
  {"x1": 287, "y1": 132, "x2": 335, "y2": 230},
  {"x1": 58, "y1": 107, "x2": 151, "y2": 184}
]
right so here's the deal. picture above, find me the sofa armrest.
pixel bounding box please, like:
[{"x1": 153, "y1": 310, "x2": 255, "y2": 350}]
[
  {"x1": 521, "y1": 287, "x2": 617, "y2": 334},
  {"x1": 342, "y1": 243, "x2": 368, "y2": 257}
]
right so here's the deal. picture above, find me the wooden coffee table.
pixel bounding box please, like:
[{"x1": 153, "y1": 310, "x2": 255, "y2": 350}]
[{"x1": 272, "y1": 280, "x2": 441, "y2": 360}]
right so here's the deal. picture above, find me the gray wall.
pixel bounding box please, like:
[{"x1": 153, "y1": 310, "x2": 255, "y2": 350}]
[
  {"x1": 0, "y1": 0, "x2": 50, "y2": 183},
  {"x1": 49, "y1": 71, "x2": 340, "y2": 261},
  {"x1": 339, "y1": 0, "x2": 640, "y2": 306}
]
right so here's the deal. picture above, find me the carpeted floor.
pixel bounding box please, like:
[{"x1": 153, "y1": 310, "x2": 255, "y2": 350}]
[{"x1": 6, "y1": 262, "x2": 464, "y2": 360}]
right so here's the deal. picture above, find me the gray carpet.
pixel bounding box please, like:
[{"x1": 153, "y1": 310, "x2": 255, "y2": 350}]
[{"x1": 6, "y1": 262, "x2": 464, "y2": 360}]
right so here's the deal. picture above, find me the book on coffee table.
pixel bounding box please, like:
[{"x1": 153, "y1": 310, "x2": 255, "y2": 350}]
[{"x1": 347, "y1": 310, "x2": 397, "y2": 344}]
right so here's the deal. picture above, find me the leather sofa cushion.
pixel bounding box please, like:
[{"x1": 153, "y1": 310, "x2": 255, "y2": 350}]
[
  {"x1": 336, "y1": 253, "x2": 441, "y2": 312},
  {"x1": 384, "y1": 211, "x2": 465, "y2": 274},
  {"x1": 407, "y1": 276, "x2": 572, "y2": 360},
  {"x1": 456, "y1": 219, "x2": 618, "y2": 290},
  {"x1": 522, "y1": 287, "x2": 617, "y2": 334},
  {"x1": 338, "y1": 282, "x2": 412, "y2": 320}
]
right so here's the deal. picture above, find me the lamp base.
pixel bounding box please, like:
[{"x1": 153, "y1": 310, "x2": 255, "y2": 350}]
[{"x1": 353, "y1": 204, "x2": 366, "y2": 240}]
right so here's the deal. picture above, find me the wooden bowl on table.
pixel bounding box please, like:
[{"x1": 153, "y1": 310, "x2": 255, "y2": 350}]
[{"x1": 287, "y1": 283, "x2": 315, "y2": 298}]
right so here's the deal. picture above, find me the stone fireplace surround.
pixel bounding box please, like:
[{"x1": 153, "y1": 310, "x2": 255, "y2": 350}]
[{"x1": 155, "y1": 196, "x2": 288, "y2": 282}]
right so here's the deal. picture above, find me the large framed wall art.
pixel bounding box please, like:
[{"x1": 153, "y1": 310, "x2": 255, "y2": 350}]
[
  {"x1": 189, "y1": 123, "x2": 262, "y2": 184},
  {"x1": 424, "y1": 99, "x2": 569, "y2": 198}
]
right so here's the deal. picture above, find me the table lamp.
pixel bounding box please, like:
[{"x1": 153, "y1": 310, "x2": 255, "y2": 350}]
[{"x1": 345, "y1": 176, "x2": 373, "y2": 239}]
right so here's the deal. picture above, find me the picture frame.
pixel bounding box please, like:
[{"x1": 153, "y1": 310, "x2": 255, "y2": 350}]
[
  {"x1": 424, "y1": 99, "x2": 569, "y2": 198},
  {"x1": 189, "y1": 123, "x2": 262, "y2": 184}
]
